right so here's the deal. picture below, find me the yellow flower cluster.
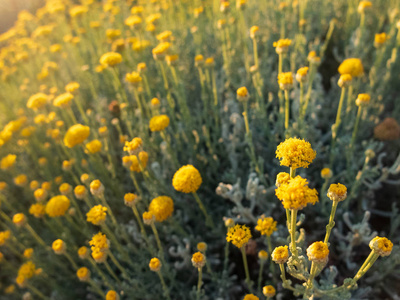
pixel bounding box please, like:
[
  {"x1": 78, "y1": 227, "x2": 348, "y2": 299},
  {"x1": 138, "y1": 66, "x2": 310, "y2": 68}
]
[
  {"x1": 306, "y1": 241, "x2": 329, "y2": 263},
  {"x1": 271, "y1": 245, "x2": 289, "y2": 264},
  {"x1": 123, "y1": 137, "x2": 143, "y2": 154},
  {"x1": 53, "y1": 93, "x2": 74, "y2": 107},
  {"x1": 29, "y1": 203, "x2": 46, "y2": 218},
  {"x1": 255, "y1": 216, "x2": 277, "y2": 237},
  {"x1": 273, "y1": 38, "x2": 291, "y2": 54},
  {"x1": 338, "y1": 58, "x2": 364, "y2": 77},
  {"x1": 63, "y1": 124, "x2": 90, "y2": 148},
  {"x1": 276, "y1": 138, "x2": 316, "y2": 170},
  {"x1": 191, "y1": 251, "x2": 206, "y2": 268},
  {"x1": 100, "y1": 52, "x2": 122, "y2": 67},
  {"x1": 278, "y1": 72, "x2": 293, "y2": 90},
  {"x1": 85, "y1": 139, "x2": 102, "y2": 154},
  {"x1": 226, "y1": 224, "x2": 252, "y2": 248},
  {"x1": 327, "y1": 183, "x2": 347, "y2": 202},
  {"x1": 172, "y1": 165, "x2": 202, "y2": 193},
  {"x1": 148, "y1": 196, "x2": 174, "y2": 222},
  {"x1": 355, "y1": 93, "x2": 371, "y2": 107},
  {"x1": 369, "y1": 236, "x2": 393, "y2": 257},
  {"x1": 149, "y1": 115, "x2": 170, "y2": 132},
  {"x1": 149, "y1": 257, "x2": 161, "y2": 272},
  {"x1": 45, "y1": 195, "x2": 70, "y2": 217},
  {"x1": 275, "y1": 175, "x2": 318, "y2": 210},
  {"x1": 243, "y1": 294, "x2": 259, "y2": 300},
  {"x1": 86, "y1": 205, "x2": 108, "y2": 225}
]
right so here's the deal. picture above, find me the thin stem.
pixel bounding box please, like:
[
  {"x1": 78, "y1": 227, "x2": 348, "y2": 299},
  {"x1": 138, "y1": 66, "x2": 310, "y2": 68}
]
[
  {"x1": 26, "y1": 283, "x2": 49, "y2": 300},
  {"x1": 196, "y1": 267, "x2": 203, "y2": 300},
  {"x1": 279, "y1": 263, "x2": 286, "y2": 281},
  {"x1": 150, "y1": 222, "x2": 165, "y2": 263},
  {"x1": 157, "y1": 270, "x2": 171, "y2": 300},
  {"x1": 25, "y1": 224, "x2": 46, "y2": 247},
  {"x1": 88, "y1": 278, "x2": 106, "y2": 297},
  {"x1": 64, "y1": 252, "x2": 79, "y2": 270},
  {"x1": 241, "y1": 246, "x2": 253, "y2": 293},
  {"x1": 284, "y1": 89, "x2": 290, "y2": 130},
  {"x1": 108, "y1": 250, "x2": 129, "y2": 279},
  {"x1": 257, "y1": 260, "x2": 265, "y2": 295},
  {"x1": 350, "y1": 106, "x2": 362, "y2": 149},
  {"x1": 193, "y1": 192, "x2": 214, "y2": 228},
  {"x1": 290, "y1": 209, "x2": 298, "y2": 258},
  {"x1": 324, "y1": 201, "x2": 338, "y2": 244},
  {"x1": 104, "y1": 259, "x2": 121, "y2": 284}
]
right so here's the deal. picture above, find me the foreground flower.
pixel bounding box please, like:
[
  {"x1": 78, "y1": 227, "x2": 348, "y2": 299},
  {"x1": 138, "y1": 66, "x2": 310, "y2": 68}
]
[
  {"x1": 86, "y1": 205, "x2": 107, "y2": 225},
  {"x1": 45, "y1": 195, "x2": 70, "y2": 217},
  {"x1": 271, "y1": 245, "x2": 289, "y2": 264},
  {"x1": 149, "y1": 257, "x2": 162, "y2": 272},
  {"x1": 276, "y1": 138, "x2": 316, "y2": 170},
  {"x1": 63, "y1": 124, "x2": 90, "y2": 148},
  {"x1": 307, "y1": 241, "x2": 329, "y2": 264},
  {"x1": 226, "y1": 224, "x2": 252, "y2": 248},
  {"x1": 148, "y1": 196, "x2": 174, "y2": 222},
  {"x1": 275, "y1": 176, "x2": 318, "y2": 210},
  {"x1": 76, "y1": 267, "x2": 90, "y2": 282},
  {"x1": 191, "y1": 251, "x2": 206, "y2": 268},
  {"x1": 369, "y1": 236, "x2": 393, "y2": 257},
  {"x1": 172, "y1": 165, "x2": 202, "y2": 193},
  {"x1": 327, "y1": 183, "x2": 347, "y2": 202},
  {"x1": 338, "y1": 58, "x2": 364, "y2": 77},
  {"x1": 273, "y1": 38, "x2": 291, "y2": 54},
  {"x1": 149, "y1": 115, "x2": 170, "y2": 132},
  {"x1": 0, "y1": 154, "x2": 16, "y2": 170}
]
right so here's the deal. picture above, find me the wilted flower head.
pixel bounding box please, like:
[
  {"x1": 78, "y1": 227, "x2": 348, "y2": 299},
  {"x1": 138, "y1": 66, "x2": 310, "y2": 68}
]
[
  {"x1": 327, "y1": 183, "x2": 347, "y2": 202},
  {"x1": 369, "y1": 236, "x2": 393, "y2": 257}
]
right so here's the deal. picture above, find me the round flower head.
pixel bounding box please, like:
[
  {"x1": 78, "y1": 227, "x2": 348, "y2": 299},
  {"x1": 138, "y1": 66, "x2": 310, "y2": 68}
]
[
  {"x1": 78, "y1": 246, "x2": 89, "y2": 259},
  {"x1": 276, "y1": 138, "x2": 316, "y2": 170},
  {"x1": 276, "y1": 175, "x2": 318, "y2": 210},
  {"x1": 191, "y1": 251, "x2": 206, "y2": 268},
  {"x1": 172, "y1": 165, "x2": 202, "y2": 193},
  {"x1": 369, "y1": 236, "x2": 393, "y2": 257},
  {"x1": 355, "y1": 93, "x2": 371, "y2": 107},
  {"x1": 150, "y1": 97, "x2": 160, "y2": 108},
  {"x1": 255, "y1": 216, "x2": 277, "y2": 236},
  {"x1": 226, "y1": 224, "x2": 252, "y2": 248},
  {"x1": 27, "y1": 93, "x2": 48, "y2": 110},
  {"x1": 124, "y1": 193, "x2": 139, "y2": 207},
  {"x1": 52, "y1": 239, "x2": 66, "y2": 255},
  {"x1": 76, "y1": 267, "x2": 90, "y2": 282},
  {"x1": 106, "y1": 290, "x2": 120, "y2": 300},
  {"x1": 149, "y1": 257, "x2": 162, "y2": 272},
  {"x1": 125, "y1": 71, "x2": 142, "y2": 85},
  {"x1": 374, "y1": 33, "x2": 389, "y2": 48},
  {"x1": 278, "y1": 72, "x2": 293, "y2": 90},
  {"x1": 14, "y1": 174, "x2": 28, "y2": 187},
  {"x1": 224, "y1": 218, "x2": 235, "y2": 228},
  {"x1": 321, "y1": 168, "x2": 332, "y2": 179},
  {"x1": 307, "y1": 241, "x2": 329, "y2": 264},
  {"x1": 338, "y1": 58, "x2": 364, "y2": 77},
  {"x1": 1, "y1": 154, "x2": 16, "y2": 170},
  {"x1": 358, "y1": 1, "x2": 372, "y2": 13},
  {"x1": 59, "y1": 183, "x2": 72, "y2": 195},
  {"x1": 34, "y1": 187, "x2": 48, "y2": 202},
  {"x1": 53, "y1": 93, "x2": 74, "y2": 108},
  {"x1": 327, "y1": 183, "x2": 347, "y2": 202},
  {"x1": 296, "y1": 67, "x2": 308, "y2": 83},
  {"x1": 129, "y1": 152, "x2": 149, "y2": 172},
  {"x1": 63, "y1": 124, "x2": 90, "y2": 148},
  {"x1": 29, "y1": 203, "x2": 45, "y2": 218},
  {"x1": 149, "y1": 115, "x2": 170, "y2": 132},
  {"x1": 46, "y1": 195, "x2": 70, "y2": 217},
  {"x1": 275, "y1": 172, "x2": 290, "y2": 187},
  {"x1": 100, "y1": 52, "x2": 122, "y2": 67},
  {"x1": 18, "y1": 261, "x2": 36, "y2": 280},
  {"x1": 86, "y1": 205, "x2": 107, "y2": 225},
  {"x1": 143, "y1": 211, "x2": 155, "y2": 225},
  {"x1": 243, "y1": 294, "x2": 259, "y2": 300},
  {"x1": 123, "y1": 137, "x2": 143, "y2": 154},
  {"x1": 250, "y1": 26, "x2": 259, "y2": 39},
  {"x1": 273, "y1": 38, "x2": 291, "y2": 54},
  {"x1": 65, "y1": 82, "x2": 80, "y2": 93},
  {"x1": 263, "y1": 285, "x2": 276, "y2": 297},
  {"x1": 85, "y1": 140, "x2": 102, "y2": 154},
  {"x1": 148, "y1": 196, "x2": 174, "y2": 222},
  {"x1": 338, "y1": 74, "x2": 353, "y2": 88},
  {"x1": 12, "y1": 213, "x2": 27, "y2": 227},
  {"x1": 271, "y1": 245, "x2": 289, "y2": 264},
  {"x1": 197, "y1": 242, "x2": 207, "y2": 252},
  {"x1": 258, "y1": 250, "x2": 268, "y2": 261},
  {"x1": 89, "y1": 180, "x2": 104, "y2": 197},
  {"x1": 0, "y1": 230, "x2": 11, "y2": 246},
  {"x1": 74, "y1": 185, "x2": 87, "y2": 200},
  {"x1": 91, "y1": 248, "x2": 107, "y2": 263},
  {"x1": 89, "y1": 232, "x2": 110, "y2": 252},
  {"x1": 152, "y1": 42, "x2": 171, "y2": 60},
  {"x1": 23, "y1": 248, "x2": 34, "y2": 259},
  {"x1": 237, "y1": 87, "x2": 249, "y2": 102}
]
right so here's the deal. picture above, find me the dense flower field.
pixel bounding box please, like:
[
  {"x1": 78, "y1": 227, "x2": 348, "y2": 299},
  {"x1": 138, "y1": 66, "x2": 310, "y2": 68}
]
[{"x1": 0, "y1": 0, "x2": 399, "y2": 299}]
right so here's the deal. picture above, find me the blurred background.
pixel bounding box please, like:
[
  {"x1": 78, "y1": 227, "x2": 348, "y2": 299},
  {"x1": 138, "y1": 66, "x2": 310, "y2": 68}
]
[{"x1": 0, "y1": 0, "x2": 43, "y2": 33}]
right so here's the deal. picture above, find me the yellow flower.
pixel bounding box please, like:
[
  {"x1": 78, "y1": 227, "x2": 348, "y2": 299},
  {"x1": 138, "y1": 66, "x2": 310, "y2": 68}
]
[
  {"x1": 156, "y1": 30, "x2": 172, "y2": 41},
  {"x1": 356, "y1": 93, "x2": 371, "y2": 107},
  {"x1": 91, "y1": 247, "x2": 107, "y2": 263},
  {"x1": 197, "y1": 242, "x2": 207, "y2": 252},
  {"x1": 172, "y1": 165, "x2": 202, "y2": 193},
  {"x1": 258, "y1": 250, "x2": 268, "y2": 261},
  {"x1": 271, "y1": 245, "x2": 289, "y2": 264},
  {"x1": 65, "y1": 82, "x2": 80, "y2": 93},
  {"x1": 306, "y1": 241, "x2": 329, "y2": 263},
  {"x1": 374, "y1": 33, "x2": 389, "y2": 48},
  {"x1": 166, "y1": 54, "x2": 179, "y2": 66},
  {"x1": 149, "y1": 196, "x2": 174, "y2": 222},
  {"x1": 152, "y1": 42, "x2": 171, "y2": 59},
  {"x1": 338, "y1": 58, "x2": 364, "y2": 77},
  {"x1": 0, "y1": 230, "x2": 10, "y2": 246},
  {"x1": 106, "y1": 290, "x2": 120, "y2": 300},
  {"x1": 124, "y1": 193, "x2": 139, "y2": 207},
  {"x1": 338, "y1": 74, "x2": 353, "y2": 88},
  {"x1": 45, "y1": 195, "x2": 70, "y2": 217},
  {"x1": 52, "y1": 239, "x2": 66, "y2": 255},
  {"x1": 149, "y1": 115, "x2": 170, "y2": 132},
  {"x1": 53, "y1": 93, "x2": 74, "y2": 107},
  {"x1": 321, "y1": 168, "x2": 332, "y2": 179},
  {"x1": 59, "y1": 183, "x2": 72, "y2": 195},
  {"x1": 29, "y1": 203, "x2": 45, "y2": 218},
  {"x1": 78, "y1": 246, "x2": 89, "y2": 259},
  {"x1": 149, "y1": 257, "x2": 162, "y2": 272},
  {"x1": 18, "y1": 261, "x2": 36, "y2": 279},
  {"x1": 85, "y1": 140, "x2": 102, "y2": 154},
  {"x1": 250, "y1": 26, "x2": 259, "y2": 39},
  {"x1": 278, "y1": 72, "x2": 293, "y2": 90},
  {"x1": 123, "y1": 137, "x2": 143, "y2": 154},
  {"x1": 69, "y1": 5, "x2": 88, "y2": 17},
  {"x1": 243, "y1": 294, "x2": 259, "y2": 300},
  {"x1": 14, "y1": 174, "x2": 27, "y2": 187},
  {"x1": 63, "y1": 124, "x2": 90, "y2": 148},
  {"x1": 275, "y1": 172, "x2": 290, "y2": 187},
  {"x1": 4, "y1": 285, "x2": 15, "y2": 294},
  {"x1": 263, "y1": 285, "x2": 276, "y2": 297},
  {"x1": 273, "y1": 39, "x2": 291, "y2": 54},
  {"x1": 358, "y1": 1, "x2": 372, "y2": 13},
  {"x1": 23, "y1": 248, "x2": 34, "y2": 259},
  {"x1": 12, "y1": 213, "x2": 27, "y2": 227},
  {"x1": 143, "y1": 211, "x2": 155, "y2": 225},
  {"x1": 89, "y1": 232, "x2": 109, "y2": 252},
  {"x1": 77, "y1": 267, "x2": 90, "y2": 282},
  {"x1": 276, "y1": 138, "x2": 316, "y2": 169},
  {"x1": 369, "y1": 236, "x2": 393, "y2": 257},
  {"x1": 129, "y1": 152, "x2": 149, "y2": 172},
  {"x1": 226, "y1": 224, "x2": 252, "y2": 248},
  {"x1": 1, "y1": 154, "x2": 16, "y2": 170},
  {"x1": 275, "y1": 175, "x2": 318, "y2": 210},
  {"x1": 327, "y1": 183, "x2": 347, "y2": 202},
  {"x1": 125, "y1": 71, "x2": 142, "y2": 85},
  {"x1": 191, "y1": 251, "x2": 206, "y2": 268},
  {"x1": 151, "y1": 97, "x2": 161, "y2": 108},
  {"x1": 237, "y1": 87, "x2": 249, "y2": 102},
  {"x1": 27, "y1": 93, "x2": 48, "y2": 110},
  {"x1": 255, "y1": 216, "x2": 277, "y2": 236},
  {"x1": 86, "y1": 205, "x2": 107, "y2": 225},
  {"x1": 100, "y1": 52, "x2": 122, "y2": 67},
  {"x1": 296, "y1": 67, "x2": 308, "y2": 82}
]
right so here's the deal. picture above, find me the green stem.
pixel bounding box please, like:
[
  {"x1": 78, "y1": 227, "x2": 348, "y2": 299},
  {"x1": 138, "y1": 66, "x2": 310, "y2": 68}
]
[
  {"x1": 196, "y1": 267, "x2": 203, "y2": 300},
  {"x1": 241, "y1": 246, "x2": 253, "y2": 293},
  {"x1": 157, "y1": 270, "x2": 171, "y2": 300},
  {"x1": 284, "y1": 89, "x2": 290, "y2": 130},
  {"x1": 290, "y1": 209, "x2": 298, "y2": 258},
  {"x1": 257, "y1": 260, "x2": 265, "y2": 295},
  {"x1": 324, "y1": 201, "x2": 338, "y2": 244},
  {"x1": 350, "y1": 106, "x2": 362, "y2": 149},
  {"x1": 25, "y1": 224, "x2": 46, "y2": 247},
  {"x1": 150, "y1": 222, "x2": 165, "y2": 263},
  {"x1": 193, "y1": 192, "x2": 214, "y2": 228}
]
